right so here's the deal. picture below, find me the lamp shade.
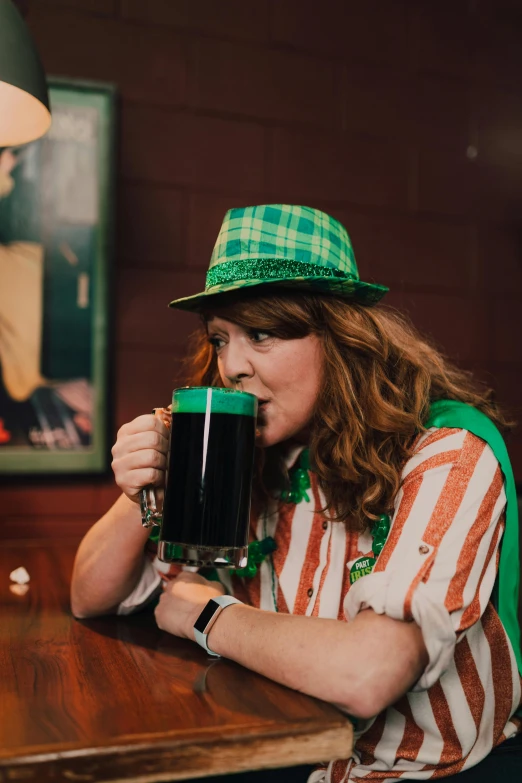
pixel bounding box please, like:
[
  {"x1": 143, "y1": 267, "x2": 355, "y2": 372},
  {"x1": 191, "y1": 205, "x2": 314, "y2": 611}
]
[{"x1": 0, "y1": 0, "x2": 51, "y2": 146}]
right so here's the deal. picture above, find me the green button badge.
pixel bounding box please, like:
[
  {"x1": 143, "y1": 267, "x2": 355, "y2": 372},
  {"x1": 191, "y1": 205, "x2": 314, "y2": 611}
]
[{"x1": 349, "y1": 556, "x2": 376, "y2": 584}]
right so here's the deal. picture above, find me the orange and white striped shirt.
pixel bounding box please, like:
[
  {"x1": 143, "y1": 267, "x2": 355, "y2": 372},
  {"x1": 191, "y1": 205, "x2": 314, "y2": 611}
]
[{"x1": 119, "y1": 427, "x2": 522, "y2": 781}]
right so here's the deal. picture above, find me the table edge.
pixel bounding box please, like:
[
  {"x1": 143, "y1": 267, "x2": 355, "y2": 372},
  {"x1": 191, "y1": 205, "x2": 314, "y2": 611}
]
[{"x1": 0, "y1": 721, "x2": 353, "y2": 782}]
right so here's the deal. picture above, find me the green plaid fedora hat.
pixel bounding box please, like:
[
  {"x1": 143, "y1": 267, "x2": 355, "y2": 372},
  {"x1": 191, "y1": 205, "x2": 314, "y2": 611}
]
[{"x1": 169, "y1": 204, "x2": 388, "y2": 311}]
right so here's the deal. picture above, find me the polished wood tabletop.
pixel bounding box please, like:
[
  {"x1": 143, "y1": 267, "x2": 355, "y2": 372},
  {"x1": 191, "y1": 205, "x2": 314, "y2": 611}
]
[{"x1": 0, "y1": 541, "x2": 352, "y2": 782}]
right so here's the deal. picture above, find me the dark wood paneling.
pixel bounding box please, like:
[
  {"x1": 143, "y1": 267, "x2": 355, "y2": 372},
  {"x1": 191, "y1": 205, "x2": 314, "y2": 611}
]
[
  {"x1": 491, "y1": 298, "x2": 522, "y2": 365},
  {"x1": 117, "y1": 184, "x2": 187, "y2": 268},
  {"x1": 342, "y1": 66, "x2": 470, "y2": 153},
  {"x1": 415, "y1": 75, "x2": 471, "y2": 152},
  {"x1": 115, "y1": 269, "x2": 204, "y2": 349},
  {"x1": 31, "y1": 0, "x2": 117, "y2": 14},
  {"x1": 114, "y1": 347, "x2": 186, "y2": 428},
  {"x1": 335, "y1": 210, "x2": 474, "y2": 290},
  {"x1": 271, "y1": 0, "x2": 409, "y2": 65},
  {"x1": 191, "y1": 38, "x2": 341, "y2": 129},
  {"x1": 475, "y1": 88, "x2": 522, "y2": 167},
  {"x1": 476, "y1": 225, "x2": 522, "y2": 296},
  {"x1": 401, "y1": 291, "x2": 492, "y2": 365},
  {"x1": 269, "y1": 128, "x2": 411, "y2": 207},
  {"x1": 0, "y1": 516, "x2": 98, "y2": 540},
  {"x1": 27, "y1": 9, "x2": 188, "y2": 107},
  {"x1": 3, "y1": 485, "x2": 98, "y2": 517},
  {"x1": 120, "y1": 104, "x2": 266, "y2": 192},
  {"x1": 411, "y1": 0, "x2": 472, "y2": 78},
  {"x1": 418, "y1": 149, "x2": 522, "y2": 222},
  {"x1": 474, "y1": 14, "x2": 522, "y2": 91},
  {"x1": 121, "y1": 0, "x2": 270, "y2": 42}
]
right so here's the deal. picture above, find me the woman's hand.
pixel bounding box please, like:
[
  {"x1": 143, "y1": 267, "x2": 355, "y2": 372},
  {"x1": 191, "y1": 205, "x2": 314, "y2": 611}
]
[
  {"x1": 154, "y1": 572, "x2": 226, "y2": 639},
  {"x1": 111, "y1": 411, "x2": 171, "y2": 504}
]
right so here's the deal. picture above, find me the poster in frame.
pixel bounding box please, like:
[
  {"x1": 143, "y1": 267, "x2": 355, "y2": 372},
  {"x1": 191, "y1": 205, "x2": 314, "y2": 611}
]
[{"x1": 0, "y1": 78, "x2": 115, "y2": 475}]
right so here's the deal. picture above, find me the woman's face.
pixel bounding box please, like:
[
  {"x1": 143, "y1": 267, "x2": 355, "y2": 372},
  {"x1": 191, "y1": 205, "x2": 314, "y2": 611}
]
[{"x1": 206, "y1": 316, "x2": 323, "y2": 448}]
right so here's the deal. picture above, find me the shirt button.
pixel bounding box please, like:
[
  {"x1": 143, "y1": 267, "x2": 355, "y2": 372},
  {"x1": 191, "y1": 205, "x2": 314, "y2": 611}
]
[
  {"x1": 322, "y1": 520, "x2": 328, "y2": 530},
  {"x1": 419, "y1": 544, "x2": 430, "y2": 555},
  {"x1": 307, "y1": 587, "x2": 314, "y2": 598}
]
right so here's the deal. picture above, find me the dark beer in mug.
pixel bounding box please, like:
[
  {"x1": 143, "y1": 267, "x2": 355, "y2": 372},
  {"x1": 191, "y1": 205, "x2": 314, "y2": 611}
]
[{"x1": 158, "y1": 387, "x2": 257, "y2": 568}]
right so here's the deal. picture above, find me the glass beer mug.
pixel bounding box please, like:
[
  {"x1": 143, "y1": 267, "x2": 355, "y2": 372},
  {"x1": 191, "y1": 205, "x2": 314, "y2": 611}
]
[{"x1": 140, "y1": 387, "x2": 258, "y2": 569}]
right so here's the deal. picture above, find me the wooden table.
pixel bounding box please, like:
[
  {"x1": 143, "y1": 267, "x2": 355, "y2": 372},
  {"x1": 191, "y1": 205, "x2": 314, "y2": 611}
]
[{"x1": 0, "y1": 541, "x2": 352, "y2": 782}]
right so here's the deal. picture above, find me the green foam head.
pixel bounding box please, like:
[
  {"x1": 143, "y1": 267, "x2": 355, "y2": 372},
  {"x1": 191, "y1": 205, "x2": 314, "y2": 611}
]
[{"x1": 172, "y1": 386, "x2": 258, "y2": 417}]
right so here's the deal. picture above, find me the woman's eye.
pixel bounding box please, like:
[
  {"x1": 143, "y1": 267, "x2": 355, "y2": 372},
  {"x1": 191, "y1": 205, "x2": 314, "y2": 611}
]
[
  {"x1": 208, "y1": 336, "x2": 225, "y2": 350},
  {"x1": 250, "y1": 330, "x2": 270, "y2": 343}
]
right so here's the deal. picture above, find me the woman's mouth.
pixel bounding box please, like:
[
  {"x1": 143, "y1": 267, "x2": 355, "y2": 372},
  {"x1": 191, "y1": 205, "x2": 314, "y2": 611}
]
[{"x1": 256, "y1": 399, "x2": 270, "y2": 423}]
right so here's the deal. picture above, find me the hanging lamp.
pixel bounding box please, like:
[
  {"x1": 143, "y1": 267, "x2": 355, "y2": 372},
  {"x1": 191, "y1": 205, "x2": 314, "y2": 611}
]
[{"x1": 0, "y1": 0, "x2": 51, "y2": 146}]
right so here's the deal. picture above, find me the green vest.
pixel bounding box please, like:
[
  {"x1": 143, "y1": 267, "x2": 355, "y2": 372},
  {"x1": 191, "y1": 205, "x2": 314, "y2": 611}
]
[{"x1": 426, "y1": 400, "x2": 521, "y2": 675}]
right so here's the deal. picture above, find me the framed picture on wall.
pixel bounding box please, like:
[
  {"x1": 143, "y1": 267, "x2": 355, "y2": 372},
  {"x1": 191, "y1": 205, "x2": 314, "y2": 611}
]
[{"x1": 0, "y1": 78, "x2": 116, "y2": 475}]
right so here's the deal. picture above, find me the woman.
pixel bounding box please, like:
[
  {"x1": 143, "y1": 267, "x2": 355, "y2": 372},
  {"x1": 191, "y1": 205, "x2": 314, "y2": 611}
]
[{"x1": 71, "y1": 205, "x2": 522, "y2": 782}]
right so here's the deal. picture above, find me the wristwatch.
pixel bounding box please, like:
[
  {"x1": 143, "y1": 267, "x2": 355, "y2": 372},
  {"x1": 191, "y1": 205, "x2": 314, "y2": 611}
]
[{"x1": 193, "y1": 595, "x2": 242, "y2": 657}]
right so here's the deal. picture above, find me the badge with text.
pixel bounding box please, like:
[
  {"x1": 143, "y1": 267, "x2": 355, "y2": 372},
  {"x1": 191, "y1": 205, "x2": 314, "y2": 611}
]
[{"x1": 349, "y1": 555, "x2": 376, "y2": 584}]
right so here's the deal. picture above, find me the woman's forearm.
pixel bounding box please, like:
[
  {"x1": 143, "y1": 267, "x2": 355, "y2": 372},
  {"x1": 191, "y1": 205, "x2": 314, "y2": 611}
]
[
  {"x1": 71, "y1": 493, "x2": 151, "y2": 618},
  {"x1": 205, "y1": 604, "x2": 428, "y2": 719}
]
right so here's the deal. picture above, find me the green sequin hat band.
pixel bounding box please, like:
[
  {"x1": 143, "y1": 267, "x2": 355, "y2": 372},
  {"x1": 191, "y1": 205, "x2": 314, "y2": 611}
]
[
  {"x1": 206, "y1": 258, "x2": 355, "y2": 288},
  {"x1": 169, "y1": 204, "x2": 388, "y2": 312}
]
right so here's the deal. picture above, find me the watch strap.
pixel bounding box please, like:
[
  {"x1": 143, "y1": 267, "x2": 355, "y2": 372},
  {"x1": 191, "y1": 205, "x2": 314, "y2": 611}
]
[{"x1": 193, "y1": 594, "x2": 242, "y2": 657}]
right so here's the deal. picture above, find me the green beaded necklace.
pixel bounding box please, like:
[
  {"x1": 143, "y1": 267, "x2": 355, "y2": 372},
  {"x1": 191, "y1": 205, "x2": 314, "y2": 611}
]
[
  {"x1": 232, "y1": 536, "x2": 277, "y2": 579},
  {"x1": 280, "y1": 447, "x2": 312, "y2": 504},
  {"x1": 233, "y1": 448, "x2": 391, "y2": 582}
]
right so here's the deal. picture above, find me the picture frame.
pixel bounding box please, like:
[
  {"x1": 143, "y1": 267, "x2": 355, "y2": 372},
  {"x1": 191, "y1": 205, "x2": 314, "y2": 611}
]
[{"x1": 0, "y1": 78, "x2": 116, "y2": 474}]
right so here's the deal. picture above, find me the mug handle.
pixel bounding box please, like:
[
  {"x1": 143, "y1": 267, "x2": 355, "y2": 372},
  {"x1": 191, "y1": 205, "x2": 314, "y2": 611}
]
[
  {"x1": 139, "y1": 406, "x2": 171, "y2": 529},
  {"x1": 139, "y1": 486, "x2": 162, "y2": 528}
]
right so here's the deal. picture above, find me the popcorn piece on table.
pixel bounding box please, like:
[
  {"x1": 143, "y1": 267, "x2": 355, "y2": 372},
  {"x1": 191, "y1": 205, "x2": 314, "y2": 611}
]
[{"x1": 10, "y1": 566, "x2": 30, "y2": 585}]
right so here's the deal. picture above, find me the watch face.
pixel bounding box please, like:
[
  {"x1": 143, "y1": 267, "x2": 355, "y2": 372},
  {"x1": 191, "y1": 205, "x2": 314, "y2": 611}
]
[{"x1": 194, "y1": 599, "x2": 220, "y2": 634}]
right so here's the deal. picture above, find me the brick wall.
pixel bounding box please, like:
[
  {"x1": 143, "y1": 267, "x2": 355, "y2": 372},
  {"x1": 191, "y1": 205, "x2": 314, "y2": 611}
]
[{"x1": 3, "y1": 0, "x2": 522, "y2": 539}]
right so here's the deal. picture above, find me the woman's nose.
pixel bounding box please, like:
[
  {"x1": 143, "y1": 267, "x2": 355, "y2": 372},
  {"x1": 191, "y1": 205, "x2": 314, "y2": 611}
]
[{"x1": 221, "y1": 341, "x2": 254, "y2": 385}]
